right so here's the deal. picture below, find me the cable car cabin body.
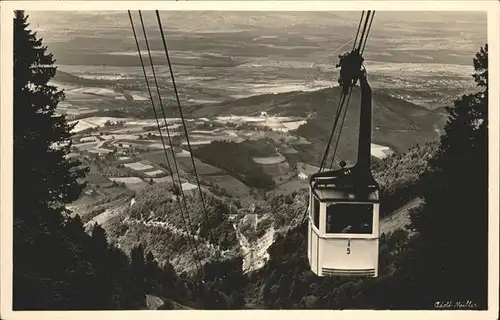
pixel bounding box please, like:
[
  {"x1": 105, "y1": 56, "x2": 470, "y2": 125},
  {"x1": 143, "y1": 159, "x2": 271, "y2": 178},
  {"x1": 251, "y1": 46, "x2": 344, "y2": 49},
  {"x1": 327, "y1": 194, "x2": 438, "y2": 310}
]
[
  {"x1": 307, "y1": 60, "x2": 380, "y2": 277},
  {"x1": 307, "y1": 172, "x2": 380, "y2": 277}
]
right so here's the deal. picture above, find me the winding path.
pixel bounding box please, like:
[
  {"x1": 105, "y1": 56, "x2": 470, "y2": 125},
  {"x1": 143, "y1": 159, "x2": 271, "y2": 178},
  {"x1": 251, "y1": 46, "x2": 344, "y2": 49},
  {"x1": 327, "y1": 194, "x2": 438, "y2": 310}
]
[{"x1": 124, "y1": 217, "x2": 230, "y2": 256}]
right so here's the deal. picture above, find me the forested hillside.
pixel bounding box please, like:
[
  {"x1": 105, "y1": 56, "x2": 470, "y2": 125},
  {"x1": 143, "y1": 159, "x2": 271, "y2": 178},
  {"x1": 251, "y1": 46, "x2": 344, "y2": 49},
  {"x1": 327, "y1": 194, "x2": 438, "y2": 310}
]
[
  {"x1": 374, "y1": 140, "x2": 439, "y2": 217},
  {"x1": 192, "y1": 140, "x2": 277, "y2": 190}
]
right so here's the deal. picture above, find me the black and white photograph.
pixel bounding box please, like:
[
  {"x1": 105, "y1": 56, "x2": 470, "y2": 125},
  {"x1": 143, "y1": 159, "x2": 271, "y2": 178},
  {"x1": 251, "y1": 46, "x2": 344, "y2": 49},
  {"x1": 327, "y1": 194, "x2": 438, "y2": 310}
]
[{"x1": 1, "y1": 1, "x2": 498, "y2": 318}]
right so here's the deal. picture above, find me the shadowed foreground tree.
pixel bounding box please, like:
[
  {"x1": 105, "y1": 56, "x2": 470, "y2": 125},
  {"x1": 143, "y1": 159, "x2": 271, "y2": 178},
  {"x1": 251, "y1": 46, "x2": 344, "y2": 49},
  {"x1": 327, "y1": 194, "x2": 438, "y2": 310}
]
[
  {"x1": 13, "y1": 10, "x2": 149, "y2": 310},
  {"x1": 13, "y1": 9, "x2": 91, "y2": 309},
  {"x1": 400, "y1": 43, "x2": 489, "y2": 308}
]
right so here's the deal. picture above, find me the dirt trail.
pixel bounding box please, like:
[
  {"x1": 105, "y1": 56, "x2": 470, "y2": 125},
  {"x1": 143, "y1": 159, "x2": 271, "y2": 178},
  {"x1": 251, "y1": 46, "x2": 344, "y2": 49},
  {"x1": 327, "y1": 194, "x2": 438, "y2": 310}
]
[
  {"x1": 124, "y1": 217, "x2": 229, "y2": 256},
  {"x1": 85, "y1": 205, "x2": 128, "y2": 227},
  {"x1": 380, "y1": 198, "x2": 423, "y2": 235},
  {"x1": 145, "y1": 294, "x2": 165, "y2": 310}
]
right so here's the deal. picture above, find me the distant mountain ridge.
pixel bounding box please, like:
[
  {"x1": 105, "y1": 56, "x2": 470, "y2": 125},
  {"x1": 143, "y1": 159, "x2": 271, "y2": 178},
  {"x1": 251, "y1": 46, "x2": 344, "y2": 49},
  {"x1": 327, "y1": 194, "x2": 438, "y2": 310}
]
[
  {"x1": 184, "y1": 85, "x2": 446, "y2": 163},
  {"x1": 54, "y1": 69, "x2": 117, "y2": 86},
  {"x1": 32, "y1": 11, "x2": 486, "y2": 35}
]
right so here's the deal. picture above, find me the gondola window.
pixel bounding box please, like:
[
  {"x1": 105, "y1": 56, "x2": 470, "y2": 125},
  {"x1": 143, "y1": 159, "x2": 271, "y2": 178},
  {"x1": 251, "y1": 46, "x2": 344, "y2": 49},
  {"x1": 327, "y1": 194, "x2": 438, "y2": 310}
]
[
  {"x1": 312, "y1": 197, "x2": 320, "y2": 229},
  {"x1": 326, "y1": 203, "x2": 373, "y2": 234}
]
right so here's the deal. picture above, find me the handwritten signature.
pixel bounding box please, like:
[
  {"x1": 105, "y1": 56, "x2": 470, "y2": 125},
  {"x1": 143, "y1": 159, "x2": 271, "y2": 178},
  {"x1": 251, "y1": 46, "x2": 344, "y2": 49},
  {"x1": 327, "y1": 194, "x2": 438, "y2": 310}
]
[{"x1": 434, "y1": 300, "x2": 479, "y2": 309}]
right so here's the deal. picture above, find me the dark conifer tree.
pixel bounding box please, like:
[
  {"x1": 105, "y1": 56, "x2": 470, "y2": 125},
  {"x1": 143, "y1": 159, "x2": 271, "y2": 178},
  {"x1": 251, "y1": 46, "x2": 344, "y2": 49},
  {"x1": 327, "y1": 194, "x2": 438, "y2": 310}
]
[
  {"x1": 159, "y1": 261, "x2": 179, "y2": 299},
  {"x1": 130, "y1": 244, "x2": 147, "y2": 307},
  {"x1": 88, "y1": 223, "x2": 116, "y2": 309},
  {"x1": 145, "y1": 251, "x2": 162, "y2": 293},
  {"x1": 403, "y1": 44, "x2": 489, "y2": 308}
]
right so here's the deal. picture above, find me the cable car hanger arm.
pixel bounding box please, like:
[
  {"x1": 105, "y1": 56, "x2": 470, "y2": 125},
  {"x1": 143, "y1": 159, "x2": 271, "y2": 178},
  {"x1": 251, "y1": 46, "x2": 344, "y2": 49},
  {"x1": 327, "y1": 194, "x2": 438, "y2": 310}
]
[{"x1": 311, "y1": 64, "x2": 373, "y2": 180}]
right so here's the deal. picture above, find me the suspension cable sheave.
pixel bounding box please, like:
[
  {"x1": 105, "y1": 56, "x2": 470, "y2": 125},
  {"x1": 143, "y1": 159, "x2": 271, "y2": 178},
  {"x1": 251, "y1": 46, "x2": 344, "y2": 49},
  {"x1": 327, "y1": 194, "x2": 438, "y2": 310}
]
[{"x1": 302, "y1": 10, "x2": 375, "y2": 222}]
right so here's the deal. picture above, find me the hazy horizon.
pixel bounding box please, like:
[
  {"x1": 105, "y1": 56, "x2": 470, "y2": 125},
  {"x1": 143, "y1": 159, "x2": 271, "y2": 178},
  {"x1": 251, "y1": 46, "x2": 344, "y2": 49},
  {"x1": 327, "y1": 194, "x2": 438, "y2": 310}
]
[{"x1": 24, "y1": 10, "x2": 487, "y2": 109}]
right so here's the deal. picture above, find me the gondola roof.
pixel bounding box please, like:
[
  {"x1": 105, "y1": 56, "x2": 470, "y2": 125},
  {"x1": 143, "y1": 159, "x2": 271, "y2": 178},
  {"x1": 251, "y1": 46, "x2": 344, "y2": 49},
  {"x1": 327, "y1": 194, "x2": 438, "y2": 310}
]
[{"x1": 310, "y1": 165, "x2": 379, "y2": 202}]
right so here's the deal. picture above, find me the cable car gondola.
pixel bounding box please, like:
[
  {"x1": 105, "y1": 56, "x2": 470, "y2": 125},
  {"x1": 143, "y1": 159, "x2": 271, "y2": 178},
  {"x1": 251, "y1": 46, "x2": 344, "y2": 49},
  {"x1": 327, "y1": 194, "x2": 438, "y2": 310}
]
[{"x1": 307, "y1": 47, "x2": 380, "y2": 278}]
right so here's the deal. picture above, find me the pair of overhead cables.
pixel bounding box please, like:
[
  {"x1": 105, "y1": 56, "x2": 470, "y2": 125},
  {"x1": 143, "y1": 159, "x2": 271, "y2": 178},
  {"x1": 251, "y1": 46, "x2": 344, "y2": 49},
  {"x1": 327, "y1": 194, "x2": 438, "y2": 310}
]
[{"x1": 128, "y1": 10, "x2": 216, "y2": 280}]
